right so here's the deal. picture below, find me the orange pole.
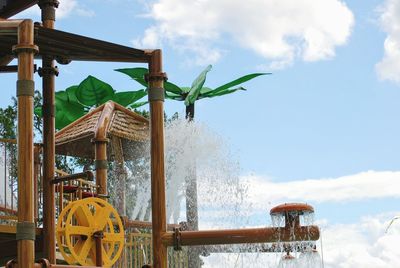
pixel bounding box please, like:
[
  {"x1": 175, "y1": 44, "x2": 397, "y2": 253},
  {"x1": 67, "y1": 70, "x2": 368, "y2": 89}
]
[
  {"x1": 39, "y1": 0, "x2": 58, "y2": 263},
  {"x1": 162, "y1": 226, "x2": 320, "y2": 247},
  {"x1": 148, "y1": 50, "x2": 168, "y2": 268},
  {"x1": 14, "y1": 19, "x2": 37, "y2": 268},
  {"x1": 94, "y1": 140, "x2": 108, "y2": 196}
]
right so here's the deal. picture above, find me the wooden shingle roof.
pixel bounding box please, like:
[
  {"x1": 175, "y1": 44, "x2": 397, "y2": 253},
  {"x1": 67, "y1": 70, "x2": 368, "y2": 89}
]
[{"x1": 55, "y1": 101, "x2": 149, "y2": 160}]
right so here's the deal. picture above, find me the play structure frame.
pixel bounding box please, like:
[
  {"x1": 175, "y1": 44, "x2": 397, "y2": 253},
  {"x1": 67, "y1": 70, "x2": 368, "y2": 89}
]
[{"x1": 0, "y1": 2, "x2": 319, "y2": 267}]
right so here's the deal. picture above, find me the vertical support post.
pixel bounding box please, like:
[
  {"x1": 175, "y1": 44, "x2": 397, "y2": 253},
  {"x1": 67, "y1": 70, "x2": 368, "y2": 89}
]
[
  {"x1": 93, "y1": 231, "x2": 104, "y2": 267},
  {"x1": 39, "y1": 1, "x2": 59, "y2": 263},
  {"x1": 147, "y1": 50, "x2": 167, "y2": 268},
  {"x1": 94, "y1": 139, "x2": 108, "y2": 196},
  {"x1": 14, "y1": 19, "x2": 37, "y2": 268},
  {"x1": 33, "y1": 145, "x2": 40, "y2": 221}
]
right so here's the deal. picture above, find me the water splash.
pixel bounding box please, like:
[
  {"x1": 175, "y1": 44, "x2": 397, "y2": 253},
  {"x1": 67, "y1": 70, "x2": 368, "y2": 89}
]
[{"x1": 125, "y1": 117, "x2": 247, "y2": 225}]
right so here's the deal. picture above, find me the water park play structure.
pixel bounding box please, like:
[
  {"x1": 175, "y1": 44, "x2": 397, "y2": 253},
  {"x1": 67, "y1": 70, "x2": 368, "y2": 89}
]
[{"x1": 0, "y1": 1, "x2": 320, "y2": 267}]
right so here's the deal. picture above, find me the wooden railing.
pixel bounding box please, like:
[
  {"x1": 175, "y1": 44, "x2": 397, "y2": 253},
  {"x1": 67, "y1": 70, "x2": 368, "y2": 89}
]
[
  {"x1": 0, "y1": 139, "x2": 18, "y2": 217},
  {"x1": 117, "y1": 232, "x2": 188, "y2": 268}
]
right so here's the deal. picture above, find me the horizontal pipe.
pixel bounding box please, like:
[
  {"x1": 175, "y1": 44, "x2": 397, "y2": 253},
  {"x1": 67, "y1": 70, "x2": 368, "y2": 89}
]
[
  {"x1": 0, "y1": 65, "x2": 18, "y2": 73},
  {"x1": 162, "y1": 226, "x2": 320, "y2": 247},
  {"x1": 50, "y1": 171, "x2": 94, "y2": 185}
]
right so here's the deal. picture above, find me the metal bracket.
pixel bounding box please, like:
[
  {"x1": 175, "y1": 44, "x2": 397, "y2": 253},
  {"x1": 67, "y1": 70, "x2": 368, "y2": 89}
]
[
  {"x1": 148, "y1": 87, "x2": 165, "y2": 102},
  {"x1": 38, "y1": 66, "x2": 59, "y2": 77},
  {"x1": 91, "y1": 138, "x2": 109, "y2": 144},
  {"x1": 12, "y1": 44, "x2": 39, "y2": 55},
  {"x1": 95, "y1": 160, "x2": 108, "y2": 170},
  {"x1": 145, "y1": 72, "x2": 168, "y2": 82},
  {"x1": 16, "y1": 80, "x2": 35, "y2": 97},
  {"x1": 16, "y1": 222, "x2": 36, "y2": 241},
  {"x1": 173, "y1": 227, "x2": 182, "y2": 251}
]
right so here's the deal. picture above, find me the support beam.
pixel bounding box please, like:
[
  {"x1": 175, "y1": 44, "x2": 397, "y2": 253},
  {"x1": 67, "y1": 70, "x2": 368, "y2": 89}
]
[
  {"x1": 162, "y1": 226, "x2": 320, "y2": 247},
  {"x1": 14, "y1": 19, "x2": 37, "y2": 268},
  {"x1": 148, "y1": 49, "x2": 168, "y2": 268},
  {"x1": 39, "y1": 0, "x2": 58, "y2": 263}
]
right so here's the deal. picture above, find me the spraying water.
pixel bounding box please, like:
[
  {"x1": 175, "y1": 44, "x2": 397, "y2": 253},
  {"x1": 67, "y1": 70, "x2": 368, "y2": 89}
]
[
  {"x1": 124, "y1": 117, "x2": 247, "y2": 225},
  {"x1": 111, "y1": 117, "x2": 323, "y2": 267}
]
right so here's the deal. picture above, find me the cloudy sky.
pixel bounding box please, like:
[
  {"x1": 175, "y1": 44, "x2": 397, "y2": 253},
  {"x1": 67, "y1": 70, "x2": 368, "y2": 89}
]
[{"x1": 4, "y1": 0, "x2": 400, "y2": 267}]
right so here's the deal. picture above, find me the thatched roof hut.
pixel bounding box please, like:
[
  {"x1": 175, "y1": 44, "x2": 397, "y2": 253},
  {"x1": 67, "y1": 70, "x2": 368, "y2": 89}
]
[{"x1": 55, "y1": 101, "x2": 149, "y2": 160}]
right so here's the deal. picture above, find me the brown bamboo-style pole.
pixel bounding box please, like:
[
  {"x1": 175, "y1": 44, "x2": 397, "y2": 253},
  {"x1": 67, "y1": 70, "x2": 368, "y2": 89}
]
[
  {"x1": 39, "y1": 0, "x2": 59, "y2": 263},
  {"x1": 161, "y1": 226, "x2": 320, "y2": 247},
  {"x1": 14, "y1": 19, "x2": 37, "y2": 268},
  {"x1": 93, "y1": 102, "x2": 114, "y2": 196},
  {"x1": 147, "y1": 49, "x2": 168, "y2": 268}
]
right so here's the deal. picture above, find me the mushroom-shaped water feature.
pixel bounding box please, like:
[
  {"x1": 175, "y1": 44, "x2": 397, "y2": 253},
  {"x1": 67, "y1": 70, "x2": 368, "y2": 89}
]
[{"x1": 271, "y1": 203, "x2": 322, "y2": 267}]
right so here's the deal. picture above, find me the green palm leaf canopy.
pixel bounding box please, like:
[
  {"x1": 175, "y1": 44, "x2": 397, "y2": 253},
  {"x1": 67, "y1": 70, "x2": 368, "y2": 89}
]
[{"x1": 116, "y1": 65, "x2": 270, "y2": 107}]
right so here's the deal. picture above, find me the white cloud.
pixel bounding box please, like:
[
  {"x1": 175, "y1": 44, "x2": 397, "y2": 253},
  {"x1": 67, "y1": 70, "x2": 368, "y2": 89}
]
[
  {"x1": 321, "y1": 213, "x2": 400, "y2": 268},
  {"x1": 376, "y1": 0, "x2": 400, "y2": 84},
  {"x1": 136, "y1": 0, "x2": 354, "y2": 67},
  {"x1": 201, "y1": 213, "x2": 400, "y2": 268},
  {"x1": 243, "y1": 170, "x2": 400, "y2": 206}
]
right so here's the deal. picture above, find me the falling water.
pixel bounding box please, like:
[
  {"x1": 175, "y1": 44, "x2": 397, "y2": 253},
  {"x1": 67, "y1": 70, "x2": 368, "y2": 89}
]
[
  {"x1": 122, "y1": 117, "x2": 322, "y2": 267},
  {"x1": 125, "y1": 117, "x2": 247, "y2": 225}
]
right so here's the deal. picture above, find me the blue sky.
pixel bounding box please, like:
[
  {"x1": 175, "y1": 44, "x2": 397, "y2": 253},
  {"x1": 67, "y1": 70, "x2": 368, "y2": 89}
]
[{"x1": 4, "y1": 0, "x2": 400, "y2": 267}]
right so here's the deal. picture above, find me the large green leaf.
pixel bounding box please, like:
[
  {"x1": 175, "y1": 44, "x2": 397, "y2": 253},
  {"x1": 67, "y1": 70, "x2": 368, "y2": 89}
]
[
  {"x1": 165, "y1": 81, "x2": 183, "y2": 95},
  {"x1": 165, "y1": 91, "x2": 184, "y2": 101},
  {"x1": 66, "y1": 85, "x2": 80, "y2": 104},
  {"x1": 76, "y1": 76, "x2": 115, "y2": 106},
  {"x1": 129, "y1": 101, "x2": 148, "y2": 109},
  {"x1": 112, "y1": 90, "x2": 147, "y2": 107},
  {"x1": 184, "y1": 65, "x2": 212, "y2": 106},
  {"x1": 55, "y1": 91, "x2": 85, "y2": 129},
  {"x1": 199, "y1": 87, "x2": 213, "y2": 94},
  {"x1": 181, "y1": 87, "x2": 191, "y2": 94},
  {"x1": 212, "y1": 73, "x2": 270, "y2": 95},
  {"x1": 199, "y1": 87, "x2": 246, "y2": 99},
  {"x1": 115, "y1": 68, "x2": 148, "y2": 87}
]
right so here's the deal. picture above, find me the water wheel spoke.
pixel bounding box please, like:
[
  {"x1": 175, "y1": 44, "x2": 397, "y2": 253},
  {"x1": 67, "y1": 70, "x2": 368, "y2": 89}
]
[
  {"x1": 73, "y1": 239, "x2": 84, "y2": 253},
  {"x1": 78, "y1": 238, "x2": 93, "y2": 262},
  {"x1": 68, "y1": 226, "x2": 90, "y2": 236},
  {"x1": 102, "y1": 245, "x2": 112, "y2": 264},
  {"x1": 103, "y1": 232, "x2": 122, "y2": 243},
  {"x1": 94, "y1": 205, "x2": 113, "y2": 230},
  {"x1": 76, "y1": 204, "x2": 95, "y2": 227}
]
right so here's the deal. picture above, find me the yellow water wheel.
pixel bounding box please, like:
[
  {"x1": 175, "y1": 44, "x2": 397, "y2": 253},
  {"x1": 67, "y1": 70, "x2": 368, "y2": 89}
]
[{"x1": 56, "y1": 197, "x2": 125, "y2": 267}]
